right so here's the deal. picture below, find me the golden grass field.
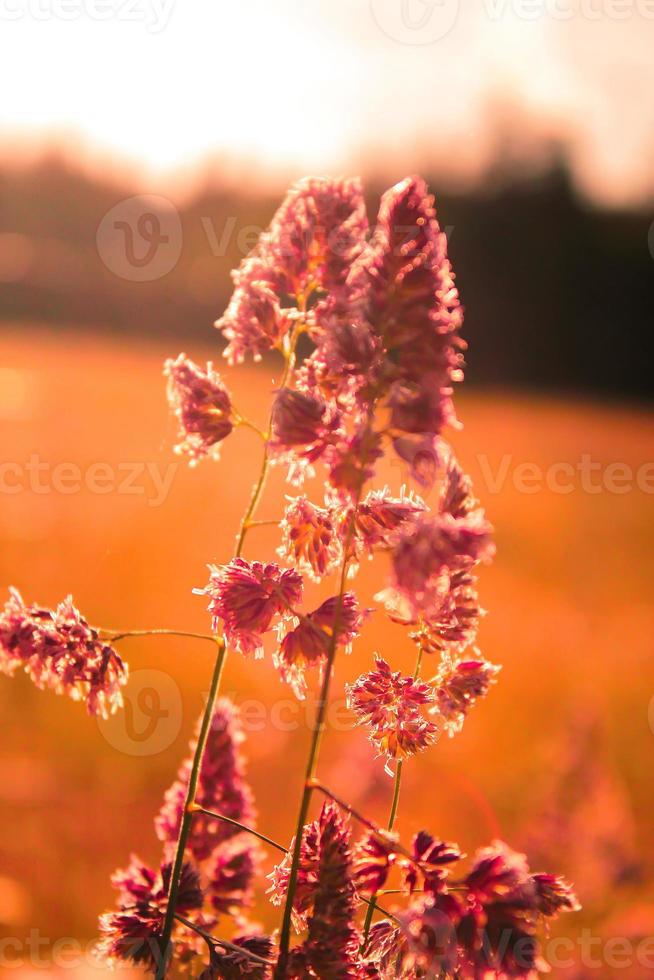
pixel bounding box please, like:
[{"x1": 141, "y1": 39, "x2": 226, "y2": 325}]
[{"x1": 1, "y1": 324, "x2": 653, "y2": 975}]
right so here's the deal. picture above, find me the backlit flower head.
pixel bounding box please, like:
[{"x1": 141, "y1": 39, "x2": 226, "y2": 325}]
[
  {"x1": 325, "y1": 426, "x2": 384, "y2": 498},
  {"x1": 218, "y1": 275, "x2": 290, "y2": 366},
  {"x1": 266, "y1": 176, "x2": 368, "y2": 298},
  {"x1": 196, "y1": 559, "x2": 303, "y2": 657},
  {"x1": 267, "y1": 815, "x2": 321, "y2": 933},
  {"x1": 432, "y1": 657, "x2": 501, "y2": 736},
  {"x1": 164, "y1": 353, "x2": 234, "y2": 463},
  {"x1": 353, "y1": 486, "x2": 426, "y2": 556},
  {"x1": 271, "y1": 387, "x2": 331, "y2": 448},
  {"x1": 347, "y1": 655, "x2": 438, "y2": 773},
  {"x1": 378, "y1": 512, "x2": 494, "y2": 623},
  {"x1": 407, "y1": 568, "x2": 483, "y2": 657},
  {"x1": 205, "y1": 838, "x2": 259, "y2": 917},
  {"x1": 299, "y1": 801, "x2": 363, "y2": 979},
  {"x1": 278, "y1": 495, "x2": 343, "y2": 582},
  {"x1": 352, "y1": 830, "x2": 399, "y2": 895},
  {"x1": 349, "y1": 176, "x2": 464, "y2": 419},
  {"x1": 0, "y1": 588, "x2": 127, "y2": 718},
  {"x1": 401, "y1": 831, "x2": 463, "y2": 895},
  {"x1": 156, "y1": 699, "x2": 256, "y2": 862},
  {"x1": 215, "y1": 177, "x2": 367, "y2": 365},
  {"x1": 276, "y1": 592, "x2": 365, "y2": 699},
  {"x1": 98, "y1": 856, "x2": 203, "y2": 970},
  {"x1": 532, "y1": 873, "x2": 580, "y2": 917}
]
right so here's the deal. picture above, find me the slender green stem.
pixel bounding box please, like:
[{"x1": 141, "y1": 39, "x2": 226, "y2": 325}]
[
  {"x1": 191, "y1": 804, "x2": 287, "y2": 853},
  {"x1": 361, "y1": 648, "x2": 424, "y2": 944},
  {"x1": 275, "y1": 512, "x2": 359, "y2": 977},
  {"x1": 361, "y1": 761, "x2": 403, "y2": 943},
  {"x1": 99, "y1": 628, "x2": 217, "y2": 644},
  {"x1": 157, "y1": 337, "x2": 298, "y2": 979},
  {"x1": 156, "y1": 637, "x2": 227, "y2": 979}
]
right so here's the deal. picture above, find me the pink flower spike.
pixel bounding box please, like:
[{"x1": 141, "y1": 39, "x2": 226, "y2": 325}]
[
  {"x1": 0, "y1": 588, "x2": 128, "y2": 718},
  {"x1": 164, "y1": 353, "x2": 234, "y2": 464},
  {"x1": 275, "y1": 592, "x2": 365, "y2": 699},
  {"x1": 347, "y1": 655, "x2": 438, "y2": 772},
  {"x1": 196, "y1": 559, "x2": 303, "y2": 657},
  {"x1": 278, "y1": 495, "x2": 344, "y2": 582}
]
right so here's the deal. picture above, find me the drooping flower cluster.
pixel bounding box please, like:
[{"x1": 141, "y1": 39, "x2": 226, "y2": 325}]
[
  {"x1": 100, "y1": 699, "x2": 266, "y2": 974},
  {"x1": 0, "y1": 588, "x2": 127, "y2": 717},
  {"x1": 366, "y1": 839, "x2": 579, "y2": 979},
  {"x1": 164, "y1": 353, "x2": 234, "y2": 464},
  {"x1": 196, "y1": 559, "x2": 303, "y2": 657},
  {"x1": 347, "y1": 656, "x2": 439, "y2": 773},
  {"x1": 276, "y1": 592, "x2": 366, "y2": 698},
  {"x1": 98, "y1": 858, "x2": 203, "y2": 971}
]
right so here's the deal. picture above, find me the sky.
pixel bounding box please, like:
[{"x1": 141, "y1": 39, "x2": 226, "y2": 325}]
[{"x1": 0, "y1": 0, "x2": 652, "y2": 205}]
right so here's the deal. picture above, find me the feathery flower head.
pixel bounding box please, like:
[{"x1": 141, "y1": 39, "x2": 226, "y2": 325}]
[
  {"x1": 354, "y1": 486, "x2": 426, "y2": 556},
  {"x1": 164, "y1": 353, "x2": 234, "y2": 464},
  {"x1": 216, "y1": 177, "x2": 367, "y2": 365},
  {"x1": 532, "y1": 873, "x2": 580, "y2": 917},
  {"x1": 156, "y1": 699, "x2": 256, "y2": 862},
  {"x1": 347, "y1": 656, "x2": 438, "y2": 772},
  {"x1": 278, "y1": 495, "x2": 343, "y2": 582},
  {"x1": 266, "y1": 176, "x2": 368, "y2": 298},
  {"x1": 378, "y1": 511, "x2": 494, "y2": 623},
  {"x1": 0, "y1": 588, "x2": 127, "y2": 717},
  {"x1": 388, "y1": 373, "x2": 458, "y2": 436},
  {"x1": 196, "y1": 559, "x2": 303, "y2": 657},
  {"x1": 325, "y1": 426, "x2": 384, "y2": 498},
  {"x1": 407, "y1": 567, "x2": 483, "y2": 656},
  {"x1": 352, "y1": 830, "x2": 399, "y2": 895},
  {"x1": 98, "y1": 856, "x2": 202, "y2": 969},
  {"x1": 205, "y1": 838, "x2": 259, "y2": 917},
  {"x1": 402, "y1": 830, "x2": 463, "y2": 895},
  {"x1": 432, "y1": 657, "x2": 501, "y2": 736},
  {"x1": 267, "y1": 816, "x2": 321, "y2": 933},
  {"x1": 218, "y1": 275, "x2": 290, "y2": 366},
  {"x1": 300, "y1": 800, "x2": 363, "y2": 979},
  {"x1": 271, "y1": 387, "x2": 331, "y2": 448},
  {"x1": 349, "y1": 176, "x2": 464, "y2": 414},
  {"x1": 276, "y1": 592, "x2": 365, "y2": 698},
  {"x1": 392, "y1": 434, "x2": 443, "y2": 491}
]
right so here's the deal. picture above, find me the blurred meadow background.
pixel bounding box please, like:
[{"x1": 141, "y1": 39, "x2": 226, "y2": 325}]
[{"x1": 1, "y1": 1, "x2": 653, "y2": 977}]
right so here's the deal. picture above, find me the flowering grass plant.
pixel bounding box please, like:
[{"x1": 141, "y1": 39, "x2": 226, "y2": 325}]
[{"x1": 0, "y1": 176, "x2": 579, "y2": 977}]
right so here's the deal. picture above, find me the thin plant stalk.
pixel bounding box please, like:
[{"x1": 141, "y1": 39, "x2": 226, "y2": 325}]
[
  {"x1": 156, "y1": 335, "x2": 298, "y2": 980},
  {"x1": 362, "y1": 648, "x2": 423, "y2": 943},
  {"x1": 275, "y1": 408, "x2": 375, "y2": 975}
]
